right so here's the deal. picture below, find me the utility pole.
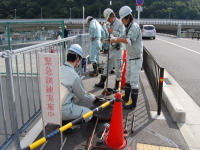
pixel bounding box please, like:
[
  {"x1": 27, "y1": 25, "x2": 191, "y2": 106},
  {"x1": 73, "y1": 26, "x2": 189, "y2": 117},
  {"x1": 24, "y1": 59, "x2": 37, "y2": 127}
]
[
  {"x1": 83, "y1": 6, "x2": 85, "y2": 33},
  {"x1": 14, "y1": 9, "x2": 16, "y2": 19},
  {"x1": 41, "y1": 8, "x2": 43, "y2": 19},
  {"x1": 70, "y1": 8, "x2": 71, "y2": 20},
  {"x1": 99, "y1": 8, "x2": 101, "y2": 19}
]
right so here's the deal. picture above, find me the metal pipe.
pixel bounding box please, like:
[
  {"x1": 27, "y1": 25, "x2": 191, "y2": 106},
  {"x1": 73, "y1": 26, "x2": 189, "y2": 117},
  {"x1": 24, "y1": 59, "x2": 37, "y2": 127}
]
[
  {"x1": 30, "y1": 51, "x2": 36, "y2": 113},
  {"x1": 158, "y1": 67, "x2": 164, "y2": 115},
  {"x1": 6, "y1": 22, "x2": 11, "y2": 50},
  {"x1": 35, "y1": 50, "x2": 41, "y2": 109},
  {"x1": 12, "y1": 36, "x2": 78, "y2": 55},
  {"x1": 0, "y1": 76, "x2": 8, "y2": 140},
  {"x1": 4, "y1": 50, "x2": 21, "y2": 149},
  {"x1": 23, "y1": 53, "x2": 31, "y2": 118},
  {"x1": 15, "y1": 55, "x2": 25, "y2": 124},
  {"x1": 87, "y1": 117, "x2": 99, "y2": 150},
  {"x1": 105, "y1": 34, "x2": 111, "y2": 89}
]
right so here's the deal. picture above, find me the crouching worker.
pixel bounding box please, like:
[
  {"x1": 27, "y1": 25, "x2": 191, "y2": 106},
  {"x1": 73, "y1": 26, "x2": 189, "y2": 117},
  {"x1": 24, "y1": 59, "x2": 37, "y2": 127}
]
[{"x1": 60, "y1": 44, "x2": 96, "y2": 124}]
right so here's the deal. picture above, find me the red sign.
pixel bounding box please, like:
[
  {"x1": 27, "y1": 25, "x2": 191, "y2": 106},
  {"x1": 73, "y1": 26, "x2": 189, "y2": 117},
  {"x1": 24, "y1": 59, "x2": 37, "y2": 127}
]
[{"x1": 136, "y1": 0, "x2": 144, "y2": 6}]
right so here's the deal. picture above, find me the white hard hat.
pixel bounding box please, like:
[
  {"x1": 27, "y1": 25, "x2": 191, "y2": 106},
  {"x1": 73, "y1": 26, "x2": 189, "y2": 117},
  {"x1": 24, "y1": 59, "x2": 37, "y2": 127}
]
[
  {"x1": 68, "y1": 44, "x2": 83, "y2": 58},
  {"x1": 119, "y1": 6, "x2": 132, "y2": 20},
  {"x1": 103, "y1": 8, "x2": 113, "y2": 20},
  {"x1": 86, "y1": 16, "x2": 93, "y2": 23}
]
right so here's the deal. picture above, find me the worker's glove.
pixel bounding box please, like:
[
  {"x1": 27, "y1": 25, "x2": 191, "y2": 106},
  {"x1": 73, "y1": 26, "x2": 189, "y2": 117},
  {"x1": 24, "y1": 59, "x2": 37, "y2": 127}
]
[
  {"x1": 89, "y1": 93, "x2": 96, "y2": 101},
  {"x1": 102, "y1": 39, "x2": 110, "y2": 43},
  {"x1": 110, "y1": 37, "x2": 118, "y2": 42}
]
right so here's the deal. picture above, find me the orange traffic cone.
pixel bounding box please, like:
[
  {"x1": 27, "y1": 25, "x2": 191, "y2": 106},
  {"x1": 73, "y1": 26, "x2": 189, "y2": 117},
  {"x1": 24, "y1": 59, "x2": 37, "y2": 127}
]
[
  {"x1": 105, "y1": 92, "x2": 127, "y2": 149},
  {"x1": 121, "y1": 50, "x2": 127, "y2": 88}
]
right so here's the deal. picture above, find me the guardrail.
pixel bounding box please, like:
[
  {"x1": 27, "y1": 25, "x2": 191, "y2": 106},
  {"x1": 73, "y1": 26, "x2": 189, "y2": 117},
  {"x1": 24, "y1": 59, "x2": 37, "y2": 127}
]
[
  {"x1": 0, "y1": 34, "x2": 90, "y2": 150},
  {"x1": 0, "y1": 21, "x2": 65, "y2": 51},
  {"x1": 143, "y1": 47, "x2": 164, "y2": 115},
  {"x1": 1, "y1": 18, "x2": 200, "y2": 26}
]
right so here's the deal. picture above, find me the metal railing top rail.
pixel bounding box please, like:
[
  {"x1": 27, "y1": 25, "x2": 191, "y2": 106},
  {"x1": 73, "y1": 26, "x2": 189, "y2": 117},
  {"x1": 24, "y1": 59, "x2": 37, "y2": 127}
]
[
  {"x1": 11, "y1": 36, "x2": 78, "y2": 55},
  {"x1": 143, "y1": 47, "x2": 164, "y2": 68},
  {"x1": 0, "y1": 20, "x2": 64, "y2": 24},
  {"x1": 1, "y1": 18, "x2": 200, "y2": 25}
]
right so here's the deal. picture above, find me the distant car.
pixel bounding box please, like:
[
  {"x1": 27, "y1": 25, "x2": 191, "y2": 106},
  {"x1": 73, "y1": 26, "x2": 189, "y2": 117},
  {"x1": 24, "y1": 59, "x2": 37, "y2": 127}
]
[{"x1": 141, "y1": 25, "x2": 156, "y2": 39}]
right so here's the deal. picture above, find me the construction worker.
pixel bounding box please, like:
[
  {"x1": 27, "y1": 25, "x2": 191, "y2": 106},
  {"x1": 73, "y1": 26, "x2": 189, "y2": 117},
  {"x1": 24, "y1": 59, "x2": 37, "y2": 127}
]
[
  {"x1": 95, "y1": 8, "x2": 125, "y2": 90},
  {"x1": 60, "y1": 44, "x2": 96, "y2": 122},
  {"x1": 86, "y1": 16, "x2": 102, "y2": 77},
  {"x1": 110, "y1": 6, "x2": 143, "y2": 110}
]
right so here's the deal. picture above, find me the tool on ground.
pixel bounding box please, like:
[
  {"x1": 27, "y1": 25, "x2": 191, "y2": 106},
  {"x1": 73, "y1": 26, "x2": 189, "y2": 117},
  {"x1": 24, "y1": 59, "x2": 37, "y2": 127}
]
[
  {"x1": 93, "y1": 95, "x2": 113, "y2": 104},
  {"x1": 87, "y1": 117, "x2": 99, "y2": 150},
  {"x1": 104, "y1": 33, "x2": 111, "y2": 100},
  {"x1": 97, "y1": 123, "x2": 110, "y2": 144},
  {"x1": 121, "y1": 50, "x2": 127, "y2": 88},
  {"x1": 101, "y1": 88, "x2": 114, "y2": 96}
]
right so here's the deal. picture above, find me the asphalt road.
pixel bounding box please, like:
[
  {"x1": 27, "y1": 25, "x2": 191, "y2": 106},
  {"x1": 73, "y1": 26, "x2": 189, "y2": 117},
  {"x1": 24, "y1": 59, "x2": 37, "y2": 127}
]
[{"x1": 143, "y1": 34, "x2": 200, "y2": 106}]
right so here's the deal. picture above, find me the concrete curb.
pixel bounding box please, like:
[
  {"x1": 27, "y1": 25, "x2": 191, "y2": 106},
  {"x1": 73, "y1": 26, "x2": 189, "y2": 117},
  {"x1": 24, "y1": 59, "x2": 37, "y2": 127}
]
[{"x1": 162, "y1": 71, "x2": 186, "y2": 123}]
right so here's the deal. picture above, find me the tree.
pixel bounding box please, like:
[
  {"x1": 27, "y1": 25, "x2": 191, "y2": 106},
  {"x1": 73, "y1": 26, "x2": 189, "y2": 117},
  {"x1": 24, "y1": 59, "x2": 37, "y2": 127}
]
[{"x1": 0, "y1": 0, "x2": 200, "y2": 19}]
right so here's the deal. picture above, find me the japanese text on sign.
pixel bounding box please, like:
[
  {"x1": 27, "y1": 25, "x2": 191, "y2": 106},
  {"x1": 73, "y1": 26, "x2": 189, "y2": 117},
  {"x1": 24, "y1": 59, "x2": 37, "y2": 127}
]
[{"x1": 39, "y1": 53, "x2": 61, "y2": 125}]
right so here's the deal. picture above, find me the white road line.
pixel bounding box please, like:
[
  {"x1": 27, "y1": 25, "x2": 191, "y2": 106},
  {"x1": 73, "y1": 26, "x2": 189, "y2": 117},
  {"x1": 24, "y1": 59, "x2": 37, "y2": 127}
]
[
  {"x1": 157, "y1": 38, "x2": 200, "y2": 55},
  {"x1": 179, "y1": 37, "x2": 200, "y2": 44}
]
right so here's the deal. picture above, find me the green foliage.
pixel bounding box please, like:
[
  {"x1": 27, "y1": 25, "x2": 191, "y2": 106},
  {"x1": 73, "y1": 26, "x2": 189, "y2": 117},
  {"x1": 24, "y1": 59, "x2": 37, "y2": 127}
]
[{"x1": 0, "y1": 0, "x2": 200, "y2": 19}]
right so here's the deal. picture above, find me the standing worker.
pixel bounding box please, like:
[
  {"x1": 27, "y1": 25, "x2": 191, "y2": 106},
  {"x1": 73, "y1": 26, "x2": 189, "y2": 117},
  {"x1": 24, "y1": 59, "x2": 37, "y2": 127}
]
[
  {"x1": 86, "y1": 16, "x2": 102, "y2": 77},
  {"x1": 60, "y1": 44, "x2": 96, "y2": 122},
  {"x1": 95, "y1": 8, "x2": 125, "y2": 91},
  {"x1": 110, "y1": 6, "x2": 143, "y2": 110}
]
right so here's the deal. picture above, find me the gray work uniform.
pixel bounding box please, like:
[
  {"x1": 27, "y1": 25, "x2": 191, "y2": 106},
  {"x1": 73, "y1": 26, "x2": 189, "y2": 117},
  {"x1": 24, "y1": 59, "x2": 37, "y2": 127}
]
[
  {"x1": 89, "y1": 19, "x2": 102, "y2": 64},
  {"x1": 102, "y1": 23, "x2": 109, "y2": 50},
  {"x1": 123, "y1": 21, "x2": 143, "y2": 89},
  {"x1": 103, "y1": 18, "x2": 125, "y2": 81},
  {"x1": 60, "y1": 62, "x2": 94, "y2": 122}
]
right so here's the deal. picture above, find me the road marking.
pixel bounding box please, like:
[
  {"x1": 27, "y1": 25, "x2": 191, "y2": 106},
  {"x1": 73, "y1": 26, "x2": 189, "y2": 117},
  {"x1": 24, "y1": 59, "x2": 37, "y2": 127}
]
[
  {"x1": 179, "y1": 37, "x2": 200, "y2": 44},
  {"x1": 157, "y1": 38, "x2": 200, "y2": 55}
]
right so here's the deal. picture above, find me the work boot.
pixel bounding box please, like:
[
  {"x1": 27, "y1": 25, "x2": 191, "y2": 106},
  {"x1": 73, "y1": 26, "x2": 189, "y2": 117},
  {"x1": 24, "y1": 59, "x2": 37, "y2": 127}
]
[
  {"x1": 123, "y1": 89, "x2": 139, "y2": 110},
  {"x1": 122, "y1": 83, "x2": 131, "y2": 102},
  {"x1": 95, "y1": 75, "x2": 107, "y2": 88},
  {"x1": 110, "y1": 69, "x2": 115, "y2": 74},
  {"x1": 113, "y1": 80, "x2": 120, "y2": 92},
  {"x1": 103, "y1": 49, "x2": 108, "y2": 54},
  {"x1": 89, "y1": 63, "x2": 99, "y2": 77}
]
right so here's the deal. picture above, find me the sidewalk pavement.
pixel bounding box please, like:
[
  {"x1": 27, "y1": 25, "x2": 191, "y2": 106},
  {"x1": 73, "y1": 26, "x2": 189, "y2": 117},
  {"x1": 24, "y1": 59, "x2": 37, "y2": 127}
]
[{"x1": 163, "y1": 71, "x2": 200, "y2": 150}]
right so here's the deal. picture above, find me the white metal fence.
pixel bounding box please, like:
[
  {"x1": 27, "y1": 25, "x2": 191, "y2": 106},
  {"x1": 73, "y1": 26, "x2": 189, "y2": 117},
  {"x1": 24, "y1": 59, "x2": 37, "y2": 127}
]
[{"x1": 0, "y1": 34, "x2": 90, "y2": 150}]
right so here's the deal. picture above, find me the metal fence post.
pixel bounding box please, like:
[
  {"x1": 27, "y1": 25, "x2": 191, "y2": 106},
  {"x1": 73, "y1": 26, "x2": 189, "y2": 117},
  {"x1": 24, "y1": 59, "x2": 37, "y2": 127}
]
[
  {"x1": 61, "y1": 21, "x2": 65, "y2": 38},
  {"x1": 4, "y1": 50, "x2": 21, "y2": 149},
  {"x1": 77, "y1": 35, "x2": 83, "y2": 76},
  {"x1": 6, "y1": 22, "x2": 11, "y2": 50},
  {"x1": 158, "y1": 68, "x2": 164, "y2": 115},
  {"x1": 61, "y1": 21, "x2": 66, "y2": 65}
]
